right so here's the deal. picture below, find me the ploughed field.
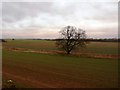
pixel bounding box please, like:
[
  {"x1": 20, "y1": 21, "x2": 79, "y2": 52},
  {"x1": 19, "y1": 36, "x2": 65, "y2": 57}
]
[{"x1": 2, "y1": 40, "x2": 118, "y2": 88}]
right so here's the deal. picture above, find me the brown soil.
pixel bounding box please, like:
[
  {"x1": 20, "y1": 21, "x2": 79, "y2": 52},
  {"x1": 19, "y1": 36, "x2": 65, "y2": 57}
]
[{"x1": 2, "y1": 65, "x2": 95, "y2": 88}]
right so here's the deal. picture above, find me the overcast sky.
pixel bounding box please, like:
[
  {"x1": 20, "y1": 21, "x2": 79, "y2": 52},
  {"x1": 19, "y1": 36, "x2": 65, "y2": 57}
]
[{"x1": 1, "y1": 0, "x2": 118, "y2": 39}]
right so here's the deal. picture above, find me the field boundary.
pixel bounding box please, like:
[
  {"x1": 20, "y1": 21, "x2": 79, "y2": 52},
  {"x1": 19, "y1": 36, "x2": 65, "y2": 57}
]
[{"x1": 4, "y1": 47, "x2": 119, "y2": 59}]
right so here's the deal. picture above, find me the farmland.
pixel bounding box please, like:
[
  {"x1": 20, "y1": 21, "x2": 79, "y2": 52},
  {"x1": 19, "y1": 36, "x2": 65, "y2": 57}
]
[
  {"x1": 2, "y1": 40, "x2": 119, "y2": 88},
  {"x1": 3, "y1": 39, "x2": 118, "y2": 54}
]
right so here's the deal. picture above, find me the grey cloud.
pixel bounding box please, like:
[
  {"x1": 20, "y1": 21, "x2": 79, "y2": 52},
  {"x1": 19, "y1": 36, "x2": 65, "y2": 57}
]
[
  {"x1": 86, "y1": 2, "x2": 117, "y2": 22},
  {"x1": 2, "y1": 2, "x2": 118, "y2": 39},
  {"x1": 2, "y1": 2, "x2": 53, "y2": 23},
  {"x1": 3, "y1": 2, "x2": 117, "y2": 23}
]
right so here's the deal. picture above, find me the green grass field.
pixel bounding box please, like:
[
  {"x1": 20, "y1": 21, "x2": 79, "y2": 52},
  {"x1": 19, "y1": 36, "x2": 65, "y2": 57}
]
[
  {"x1": 2, "y1": 40, "x2": 118, "y2": 88},
  {"x1": 3, "y1": 39, "x2": 118, "y2": 54}
]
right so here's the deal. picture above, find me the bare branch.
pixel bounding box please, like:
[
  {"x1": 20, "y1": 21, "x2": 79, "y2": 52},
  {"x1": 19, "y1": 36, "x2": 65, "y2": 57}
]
[{"x1": 56, "y1": 26, "x2": 87, "y2": 54}]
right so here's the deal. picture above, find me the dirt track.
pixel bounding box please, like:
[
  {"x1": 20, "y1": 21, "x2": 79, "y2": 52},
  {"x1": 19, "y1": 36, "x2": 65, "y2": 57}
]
[{"x1": 6, "y1": 47, "x2": 119, "y2": 59}]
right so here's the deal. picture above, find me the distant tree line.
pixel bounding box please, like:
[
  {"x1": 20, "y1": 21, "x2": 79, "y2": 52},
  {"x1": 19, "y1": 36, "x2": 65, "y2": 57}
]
[
  {"x1": 85, "y1": 38, "x2": 119, "y2": 42},
  {"x1": 0, "y1": 39, "x2": 7, "y2": 42},
  {"x1": 30, "y1": 38, "x2": 119, "y2": 42},
  {"x1": 0, "y1": 38, "x2": 119, "y2": 42},
  {"x1": 52, "y1": 38, "x2": 119, "y2": 42}
]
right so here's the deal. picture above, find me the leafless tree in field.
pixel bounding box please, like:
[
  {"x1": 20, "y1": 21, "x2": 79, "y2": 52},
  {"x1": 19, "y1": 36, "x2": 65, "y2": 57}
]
[{"x1": 56, "y1": 26, "x2": 87, "y2": 54}]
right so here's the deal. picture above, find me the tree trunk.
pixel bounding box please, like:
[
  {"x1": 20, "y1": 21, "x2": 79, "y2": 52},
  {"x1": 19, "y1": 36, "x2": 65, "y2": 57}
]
[{"x1": 67, "y1": 51, "x2": 70, "y2": 54}]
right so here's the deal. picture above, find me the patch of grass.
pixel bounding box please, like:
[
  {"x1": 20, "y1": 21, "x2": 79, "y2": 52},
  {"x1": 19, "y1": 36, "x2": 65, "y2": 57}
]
[
  {"x1": 3, "y1": 49, "x2": 118, "y2": 88},
  {"x1": 85, "y1": 42, "x2": 118, "y2": 54},
  {"x1": 3, "y1": 40, "x2": 56, "y2": 50},
  {"x1": 3, "y1": 40, "x2": 118, "y2": 54}
]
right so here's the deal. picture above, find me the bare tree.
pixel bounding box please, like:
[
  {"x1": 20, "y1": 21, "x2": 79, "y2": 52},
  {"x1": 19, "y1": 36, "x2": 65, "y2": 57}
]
[{"x1": 56, "y1": 26, "x2": 87, "y2": 54}]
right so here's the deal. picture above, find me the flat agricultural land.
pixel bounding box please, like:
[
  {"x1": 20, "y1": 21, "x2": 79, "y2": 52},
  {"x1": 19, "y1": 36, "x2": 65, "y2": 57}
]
[{"x1": 2, "y1": 40, "x2": 119, "y2": 88}]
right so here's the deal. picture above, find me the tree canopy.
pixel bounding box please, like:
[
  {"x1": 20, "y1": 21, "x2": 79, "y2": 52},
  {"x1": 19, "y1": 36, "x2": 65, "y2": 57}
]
[{"x1": 56, "y1": 26, "x2": 87, "y2": 54}]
